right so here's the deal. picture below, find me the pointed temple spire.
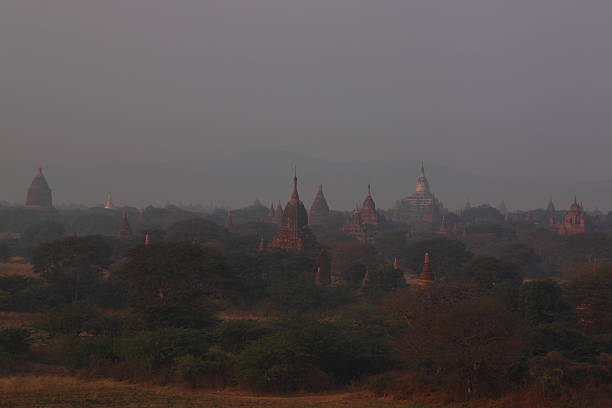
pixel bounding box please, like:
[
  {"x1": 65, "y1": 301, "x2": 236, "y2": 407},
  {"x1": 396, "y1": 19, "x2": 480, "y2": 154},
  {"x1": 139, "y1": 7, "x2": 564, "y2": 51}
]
[
  {"x1": 25, "y1": 167, "x2": 54, "y2": 209},
  {"x1": 308, "y1": 184, "x2": 330, "y2": 225},
  {"x1": 144, "y1": 233, "x2": 151, "y2": 246},
  {"x1": 267, "y1": 170, "x2": 319, "y2": 252},
  {"x1": 104, "y1": 192, "x2": 114, "y2": 209},
  {"x1": 115, "y1": 212, "x2": 132, "y2": 240},
  {"x1": 290, "y1": 166, "x2": 299, "y2": 204},
  {"x1": 547, "y1": 198, "x2": 556, "y2": 213},
  {"x1": 419, "y1": 252, "x2": 433, "y2": 281},
  {"x1": 437, "y1": 215, "x2": 447, "y2": 235},
  {"x1": 392, "y1": 256, "x2": 400, "y2": 271},
  {"x1": 415, "y1": 163, "x2": 431, "y2": 193}
]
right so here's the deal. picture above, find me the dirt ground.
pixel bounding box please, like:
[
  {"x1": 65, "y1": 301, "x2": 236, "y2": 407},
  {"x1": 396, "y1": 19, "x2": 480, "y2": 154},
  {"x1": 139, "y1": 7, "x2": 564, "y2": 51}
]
[{"x1": 0, "y1": 376, "x2": 454, "y2": 408}]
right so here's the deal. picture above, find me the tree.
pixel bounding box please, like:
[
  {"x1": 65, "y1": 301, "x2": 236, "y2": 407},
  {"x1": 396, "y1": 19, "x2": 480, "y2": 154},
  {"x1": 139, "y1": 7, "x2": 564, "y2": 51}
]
[
  {"x1": 32, "y1": 236, "x2": 112, "y2": 301},
  {"x1": 23, "y1": 220, "x2": 65, "y2": 243},
  {"x1": 404, "y1": 238, "x2": 473, "y2": 278},
  {"x1": 116, "y1": 242, "x2": 231, "y2": 328},
  {"x1": 565, "y1": 232, "x2": 612, "y2": 263},
  {"x1": 518, "y1": 280, "x2": 571, "y2": 325},
  {"x1": 462, "y1": 205, "x2": 504, "y2": 224},
  {"x1": 387, "y1": 292, "x2": 531, "y2": 397},
  {"x1": 237, "y1": 320, "x2": 391, "y2": 392},
  {"x1": 499, "y1": 243, "x2": 542, "y2": 268},
  {"x1": 165, "y1": 218, "x2": 228, "y2": 244},
  {"x1": 331, "y1": 242, "x2": 383, "y2": 287},
  {"x1": 458, "y1": 256, "x2": 522, "y2": 290},
  {"x1": 564, "y1": 261, "x2": 612, "y2": 335},
  {"x1": 361, "y1": 264, "x2": 406, "y2": 300}
]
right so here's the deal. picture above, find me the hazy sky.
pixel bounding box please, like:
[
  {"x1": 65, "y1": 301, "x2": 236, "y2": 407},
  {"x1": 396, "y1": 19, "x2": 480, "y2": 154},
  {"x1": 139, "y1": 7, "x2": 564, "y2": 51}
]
[{"x1": 2, "y1": 1, "x2": 612, "y2": 183}]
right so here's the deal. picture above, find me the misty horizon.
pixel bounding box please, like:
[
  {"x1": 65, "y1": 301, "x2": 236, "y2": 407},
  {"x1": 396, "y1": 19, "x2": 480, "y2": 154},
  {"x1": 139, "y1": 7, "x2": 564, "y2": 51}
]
[
  {"x1": 2, "y1": 1, "x2": 612, "y2": 210},
  {"x1": 2, "y1": 149, "x2": 611, "y2": 212}
]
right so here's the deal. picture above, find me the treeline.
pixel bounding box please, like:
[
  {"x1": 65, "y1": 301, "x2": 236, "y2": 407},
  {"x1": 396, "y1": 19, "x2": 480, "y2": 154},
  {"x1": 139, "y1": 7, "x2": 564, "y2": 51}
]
[{"x1": 0, "y1": 213, "x2": 611, "y2": 406}]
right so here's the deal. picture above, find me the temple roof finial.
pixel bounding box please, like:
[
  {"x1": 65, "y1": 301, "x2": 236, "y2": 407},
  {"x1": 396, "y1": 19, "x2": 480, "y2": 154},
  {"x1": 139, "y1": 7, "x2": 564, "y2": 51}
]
[{"x1": 290, "y1": 166, "x2": 299, "y2": 204}]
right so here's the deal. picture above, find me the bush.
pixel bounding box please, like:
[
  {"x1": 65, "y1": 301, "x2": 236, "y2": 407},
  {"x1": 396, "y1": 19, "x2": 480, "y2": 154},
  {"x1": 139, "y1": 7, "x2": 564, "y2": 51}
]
[
  {"x1": 175, "y1": 350, "x2": 235, "y2": 389},
  {"x1": 0, "y1": 282, "x2": 66, "y2": 312},
  {"x1": 62, "y1": 336, "x2": 118, "y2": 368},
  {"x1": 36, "y1": 302, "x2": 100, "y2": 334},
  {"x1": 117, "y1": 328, "x2": 210, "y2": 369},
  {"x1": 0, "y1": 327, "x2": 31, "y2": 355},
  {"x1": 215, "y1": 320, "x2": 271, "y2": 354},
  {"x1": 88, "y1": 281, "x2": 128, "y2": 310},
  {"x1": 237, "y1": 320, "x2": 391, "y2": 392}
]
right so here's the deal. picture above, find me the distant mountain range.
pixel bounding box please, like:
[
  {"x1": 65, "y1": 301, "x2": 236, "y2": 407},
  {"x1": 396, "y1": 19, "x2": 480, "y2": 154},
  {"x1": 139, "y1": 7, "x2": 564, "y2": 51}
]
[{"x1": 1, "y1": 149, "x2": 610, "y2": 212}]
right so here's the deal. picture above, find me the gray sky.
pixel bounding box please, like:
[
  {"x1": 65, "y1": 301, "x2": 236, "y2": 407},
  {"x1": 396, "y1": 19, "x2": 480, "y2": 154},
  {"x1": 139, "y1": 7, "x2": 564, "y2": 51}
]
[{"x1": 2, "y1": 1, "x2": 612, "y2": 207}]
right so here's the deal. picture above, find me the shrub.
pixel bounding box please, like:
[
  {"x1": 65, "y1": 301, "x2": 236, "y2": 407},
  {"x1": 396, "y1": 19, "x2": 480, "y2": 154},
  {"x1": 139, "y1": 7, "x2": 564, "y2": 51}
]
[
  {"x1": 62, "y1": 336, "x2": 118, "y2": 368},
  {"x1": 0, "y1": 282, "x2": 66, "y2": 312},
  {"x1": 215, "y1": 320, "x2": 271, "y2": 354},
  {"x1": 36, "y1": 302, "x2": 100, "y2": 334},
  {"x1": 175, "y1": 350, "x2": 235, "y2": 389},
  {"x1": 117, "y1": 328, "x2": 210, "y2": 369},
  {"x1": 0, "y1": 327, "x2": 31, "y2": 363},
  {"x1": 237, "y1": 320, "x2": 391, "y2": 392}
]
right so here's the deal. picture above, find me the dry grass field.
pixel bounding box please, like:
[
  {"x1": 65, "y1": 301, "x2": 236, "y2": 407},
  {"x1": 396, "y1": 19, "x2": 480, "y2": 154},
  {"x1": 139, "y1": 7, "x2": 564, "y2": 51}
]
[
  {"x1": 0, "y1": 261, "x2": 36, "y2": 278},
  {"x1": 0, "y1": 376, "x2": 483, "y2": 408}
]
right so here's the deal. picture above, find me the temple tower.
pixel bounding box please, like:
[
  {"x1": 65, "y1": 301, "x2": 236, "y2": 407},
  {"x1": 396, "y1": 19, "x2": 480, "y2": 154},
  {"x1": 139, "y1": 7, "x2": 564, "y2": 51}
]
[
  {"x1": 419, "y1": 252, "x2": 433, "y2": 281},
  {"x1": 394, "y1": 164, "x2": 442, "y2": 223},
  {"x1": 437, "y1": 215, "x2": 447, "y2": 235},
  {"x1": 25, "y1": 168, "x2": 54, "y2": 209},
  {"x1": 549, "y1": 197, "x2": 588, "y2": 235},
  {"x1": 116, "y1": 212, "x2": 132, "y2": 240},
  {"x1": 103, "y1": 192, "x2": 114, "y2": 209},
  {"x1": 267, "y1": 171, "x2": 319, "y2": 252},
  {"x1": 308, "y1": 184, "x2": 330, "y2": 225}
]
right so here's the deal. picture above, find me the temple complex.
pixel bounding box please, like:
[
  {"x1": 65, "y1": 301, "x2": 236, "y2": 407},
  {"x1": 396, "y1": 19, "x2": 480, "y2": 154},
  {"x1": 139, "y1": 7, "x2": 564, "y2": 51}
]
[
  {"x1": 343, "y1": 185, "x2": 387, "y2": 242},
  {"x1": 116, "y1": 212, "x2": 133, "y2": 240},
  {"x1": 308, "y1": 184, "x2": 330, "y2": 225},
  {"x1": 549, "y1": 197, "x2": 589, "y2": 235},
  {"x1": 394, "y1": 164, "x2": 442, "y2": 223},
  {"x1": 266, "y1": 173, "x2": 319, "y2": 252},
  {"x1": 25, "y1": 168, "x2": 54, "y2": 210}
]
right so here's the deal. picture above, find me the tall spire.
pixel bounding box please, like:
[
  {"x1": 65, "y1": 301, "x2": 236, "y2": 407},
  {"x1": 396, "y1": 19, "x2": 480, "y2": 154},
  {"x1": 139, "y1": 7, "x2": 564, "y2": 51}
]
[
  {"x1": 415, "y1": 163, "x2": 431, "y2": 194},
  {"x1": 116, "y1": 212, "x2": 132, "y2": 240},
  {"x1": 419, "y1": 252, "x2": 433, "y2": 281},
  {"x1": 104, "y1": 192, "x2": 114, "y2": 209},
  {"x1": 308, "y1": 184, "x2": 330, "y2": 225},
  {"x1": 437, "y1": 215, "x2": 447, "y2": 235},
  {"x1": 290, "y1": 166, "x2": 299, "y2": 204},
  {"x1": 25, "y1": 167, "x2": 53, "y2": 209}
]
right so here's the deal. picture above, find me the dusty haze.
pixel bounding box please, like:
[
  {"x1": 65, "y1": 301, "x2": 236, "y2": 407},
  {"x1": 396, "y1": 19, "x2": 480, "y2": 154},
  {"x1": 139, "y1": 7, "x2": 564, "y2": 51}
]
[{"x1": 1, "y1": 1, "x2": 611, "y2": 209}]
